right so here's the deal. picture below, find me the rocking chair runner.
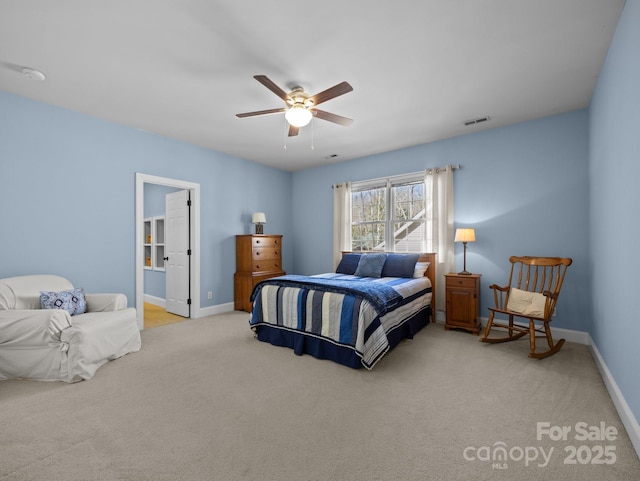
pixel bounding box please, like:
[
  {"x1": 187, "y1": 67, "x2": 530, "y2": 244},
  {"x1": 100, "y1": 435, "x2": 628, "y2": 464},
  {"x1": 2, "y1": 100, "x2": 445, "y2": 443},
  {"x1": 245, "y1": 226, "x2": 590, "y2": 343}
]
[{"x1": 480, "y1": 256, "x2": 572, "y2": 359}]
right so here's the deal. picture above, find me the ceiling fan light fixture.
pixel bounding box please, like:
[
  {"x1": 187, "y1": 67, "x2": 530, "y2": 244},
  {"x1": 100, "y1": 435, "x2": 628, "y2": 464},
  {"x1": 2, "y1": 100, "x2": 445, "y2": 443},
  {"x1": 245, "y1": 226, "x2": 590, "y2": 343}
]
[{"x1": 285, "y1": 105, "x2": 313, "y2": 127}]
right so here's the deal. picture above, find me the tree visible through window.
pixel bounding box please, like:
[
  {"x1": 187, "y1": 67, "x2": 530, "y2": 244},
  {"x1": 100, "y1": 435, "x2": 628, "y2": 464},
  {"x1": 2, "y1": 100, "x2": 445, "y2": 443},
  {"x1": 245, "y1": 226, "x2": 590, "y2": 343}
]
[{"x1": 351, "y1": 175, "x2": 425, "y2": 252}]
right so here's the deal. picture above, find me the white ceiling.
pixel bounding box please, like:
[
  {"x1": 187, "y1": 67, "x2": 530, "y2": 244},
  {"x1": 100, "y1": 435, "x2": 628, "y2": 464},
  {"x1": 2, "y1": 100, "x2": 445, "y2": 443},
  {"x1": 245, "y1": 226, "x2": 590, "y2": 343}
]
[{"x1": 0, "y1": 0, "x2": 625, "y2": 172}]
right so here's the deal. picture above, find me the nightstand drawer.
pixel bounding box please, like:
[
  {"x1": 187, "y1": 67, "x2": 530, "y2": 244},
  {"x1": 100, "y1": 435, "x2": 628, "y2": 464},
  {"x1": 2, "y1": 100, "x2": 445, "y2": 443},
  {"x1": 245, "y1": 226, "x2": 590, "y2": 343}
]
[{"x1": 446, "y1": 276, "x2": 477, "y2": 289}]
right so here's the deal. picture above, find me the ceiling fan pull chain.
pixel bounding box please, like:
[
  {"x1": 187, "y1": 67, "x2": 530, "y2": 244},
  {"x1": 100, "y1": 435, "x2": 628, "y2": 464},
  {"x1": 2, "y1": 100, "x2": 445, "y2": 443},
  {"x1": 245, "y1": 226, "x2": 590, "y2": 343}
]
[
  {"x1": 283, "y1": 117, "x2": 288, "y2": 150},
  {"x1": 310, "y1": 118, "x2": 315, "y2": 150}
]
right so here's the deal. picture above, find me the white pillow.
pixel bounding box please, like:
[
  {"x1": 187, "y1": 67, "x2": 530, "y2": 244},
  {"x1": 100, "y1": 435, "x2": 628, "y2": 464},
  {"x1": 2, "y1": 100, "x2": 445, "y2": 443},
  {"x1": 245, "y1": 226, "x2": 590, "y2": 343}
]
[
  {"x1": 506, "y1": 288, "x2": 547, "y2": 317},
  {"x1": 413, "y1": 262, "x2": 430, "y2": 278}
]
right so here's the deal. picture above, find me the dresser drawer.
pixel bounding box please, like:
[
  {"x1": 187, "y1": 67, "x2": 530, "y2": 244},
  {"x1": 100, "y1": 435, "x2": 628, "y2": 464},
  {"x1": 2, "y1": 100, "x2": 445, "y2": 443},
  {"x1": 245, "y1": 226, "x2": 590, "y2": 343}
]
[
  {"x1": 446, "y1": 276, "x2": 477, "y2": 289},
  {"x1": 252, "y1": 237, "x2": 280, "y2": 248},
  {"x1": 252, "y1": 246, "x2": 281, "y2": 260},
  {"x1": 252, "y1": 259, "x2": 282, "y2": 273}
]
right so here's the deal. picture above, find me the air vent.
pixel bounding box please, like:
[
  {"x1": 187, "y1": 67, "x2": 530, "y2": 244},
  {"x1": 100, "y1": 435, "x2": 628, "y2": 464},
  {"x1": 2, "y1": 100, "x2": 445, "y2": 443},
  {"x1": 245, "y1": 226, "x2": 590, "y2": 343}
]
[{"x1": 463, "y1": 116, "x2": 490, "y2": 126}]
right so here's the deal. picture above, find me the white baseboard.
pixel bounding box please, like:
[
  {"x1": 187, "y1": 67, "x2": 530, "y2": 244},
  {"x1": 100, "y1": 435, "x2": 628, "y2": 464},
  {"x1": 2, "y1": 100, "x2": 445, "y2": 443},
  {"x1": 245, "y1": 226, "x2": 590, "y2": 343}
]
[
  {"x1": 197, "y1": 302, "x2": 236, "y2": 318},
  {"x1": 587, "y1": 335, "x2": 640, "y2": 459},
  {"x1": 143, "y1": 294, "x2": 165, "y2": 308}
]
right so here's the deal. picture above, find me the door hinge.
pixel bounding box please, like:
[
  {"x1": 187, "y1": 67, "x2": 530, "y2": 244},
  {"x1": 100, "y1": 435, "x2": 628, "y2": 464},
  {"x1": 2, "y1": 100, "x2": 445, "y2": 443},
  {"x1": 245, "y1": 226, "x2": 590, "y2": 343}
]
[
  {"x1": 187, "y1": 298, "x2": 191, "y2": 305},
  {"x1": 187, "y1": 249, "x2": 191, "y2": 256},
  {"x1": 187, "y1": 199, "x2": 191, "y2": 206}
]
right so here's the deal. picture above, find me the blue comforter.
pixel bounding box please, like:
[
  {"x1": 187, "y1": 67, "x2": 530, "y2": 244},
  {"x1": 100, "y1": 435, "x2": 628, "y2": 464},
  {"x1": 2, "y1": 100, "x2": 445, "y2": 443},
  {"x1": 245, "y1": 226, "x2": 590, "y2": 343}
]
[{"x1": 250, "y1": 274, "x2": 402, "y2": 316}]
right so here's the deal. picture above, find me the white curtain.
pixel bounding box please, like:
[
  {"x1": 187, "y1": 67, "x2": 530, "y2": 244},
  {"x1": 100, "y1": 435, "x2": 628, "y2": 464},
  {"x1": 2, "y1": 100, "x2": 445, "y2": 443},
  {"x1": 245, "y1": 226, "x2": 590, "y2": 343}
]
[
  {"x1": 332, "y1": 182, "x2": 352, "y2": 270},
  {"x1": 424, "y1": 166, "x2": 455, "y2": 317}
]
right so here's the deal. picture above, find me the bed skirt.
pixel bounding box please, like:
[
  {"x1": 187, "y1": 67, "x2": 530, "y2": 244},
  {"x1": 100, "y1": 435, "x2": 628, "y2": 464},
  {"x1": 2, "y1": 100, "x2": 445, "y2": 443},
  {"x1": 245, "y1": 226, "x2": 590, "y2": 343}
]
[{"x1": 253, "y1": 305, "x2": 431, "y2": 369}]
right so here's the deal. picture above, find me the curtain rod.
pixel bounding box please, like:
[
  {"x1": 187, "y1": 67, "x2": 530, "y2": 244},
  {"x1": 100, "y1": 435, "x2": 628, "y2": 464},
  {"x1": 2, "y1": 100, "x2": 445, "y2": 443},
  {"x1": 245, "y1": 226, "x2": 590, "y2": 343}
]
[
  {"x1": 332, "y1": 164, "x2": 461, "y2": 188},
  {"x1": 427, "y1": 164, "x2": 461, "y2": 174}
]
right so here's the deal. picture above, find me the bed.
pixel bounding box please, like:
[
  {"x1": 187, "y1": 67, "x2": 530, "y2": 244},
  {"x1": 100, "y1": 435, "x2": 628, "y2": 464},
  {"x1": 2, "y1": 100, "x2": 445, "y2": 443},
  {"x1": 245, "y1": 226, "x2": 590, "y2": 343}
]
[{"x1": 249, "y1": 252, "x2": 436, "y2": 369}]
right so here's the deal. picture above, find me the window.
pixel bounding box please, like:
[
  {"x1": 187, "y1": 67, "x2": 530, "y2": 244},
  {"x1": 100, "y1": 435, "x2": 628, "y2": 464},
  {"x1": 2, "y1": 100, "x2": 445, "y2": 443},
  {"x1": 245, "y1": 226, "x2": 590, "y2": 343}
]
[{"x1": 351, "y1": 173, "x2": 425, "y2": 252}]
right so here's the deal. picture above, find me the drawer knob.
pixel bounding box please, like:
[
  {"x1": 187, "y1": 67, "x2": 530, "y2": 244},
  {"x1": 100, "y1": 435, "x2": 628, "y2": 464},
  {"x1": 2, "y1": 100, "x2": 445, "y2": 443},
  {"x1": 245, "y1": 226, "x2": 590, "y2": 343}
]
[
  {"x1": 256, "y1": 264, "x2": 261, "y2": 269},
  {"x1": 256, "y1": 252, "x2": 261, "y2": 256},
  {"x1": 275, "y1": 251, "x2": 279, "y2": 255},
  {"x1": 256, "y1": 240, "x2": 261, "y2": 244}
]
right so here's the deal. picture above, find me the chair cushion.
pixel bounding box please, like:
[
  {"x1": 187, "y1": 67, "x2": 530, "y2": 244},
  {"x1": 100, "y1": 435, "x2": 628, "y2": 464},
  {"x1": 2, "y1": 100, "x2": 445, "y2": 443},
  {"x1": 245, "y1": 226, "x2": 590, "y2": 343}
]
[
  {"x1": 354, "y1": 253, "x2": 387, "y2": 278},
  {"x1": 40, "y1": 288, "x2": 87, "y2": 316},
  {"x1": 507, "y1": 288, "x2": 546, "y2": 317}
]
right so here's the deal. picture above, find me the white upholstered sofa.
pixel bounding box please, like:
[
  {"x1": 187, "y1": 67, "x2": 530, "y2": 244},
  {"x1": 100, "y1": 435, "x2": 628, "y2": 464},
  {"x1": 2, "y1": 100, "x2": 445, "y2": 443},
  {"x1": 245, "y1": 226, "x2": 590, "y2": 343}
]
[{"x1": 0, "y1": 275, "x2": 141, "y2": 382}]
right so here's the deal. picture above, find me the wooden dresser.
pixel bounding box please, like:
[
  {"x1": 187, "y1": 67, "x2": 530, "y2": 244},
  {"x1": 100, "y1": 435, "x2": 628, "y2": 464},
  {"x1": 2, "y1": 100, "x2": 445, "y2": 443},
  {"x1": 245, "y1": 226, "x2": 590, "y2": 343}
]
[{"x1": 234, "y1": 234, "x2": 285, "y2": 312}]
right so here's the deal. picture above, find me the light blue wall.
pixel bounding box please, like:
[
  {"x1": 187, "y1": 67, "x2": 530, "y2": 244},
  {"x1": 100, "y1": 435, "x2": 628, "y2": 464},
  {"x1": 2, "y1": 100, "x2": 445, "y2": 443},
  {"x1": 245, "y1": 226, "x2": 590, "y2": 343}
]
[
  {"x1": 0, "y1": 91, "x2": 293, "y2": 308},
  {"x1": 292, "y1": 110, "x2": 590, "y2": 332},
  {"x1": 589, "y1": 0, "x2": 640, "y2": 423}
]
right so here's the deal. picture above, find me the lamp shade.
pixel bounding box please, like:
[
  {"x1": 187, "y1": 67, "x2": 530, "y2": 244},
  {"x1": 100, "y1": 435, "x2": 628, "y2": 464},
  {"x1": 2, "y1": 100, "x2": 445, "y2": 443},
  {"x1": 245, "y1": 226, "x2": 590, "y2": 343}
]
[
  {"x1": 454, "y1": 228, "x2": 476, "y2": 243},
  {"x1": 252, "y1": 212, "x2": 266, "y2": 224},
  {"x1": 285, "y1": 106, "x2": 313, "y2": 127}
]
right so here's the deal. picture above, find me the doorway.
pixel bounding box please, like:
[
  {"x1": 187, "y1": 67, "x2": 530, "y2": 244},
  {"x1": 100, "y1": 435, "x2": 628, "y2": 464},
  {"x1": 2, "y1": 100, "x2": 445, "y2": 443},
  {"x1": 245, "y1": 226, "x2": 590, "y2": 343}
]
[{"x1": 135, "y1": 173, "x2": 201, "y2": 330}]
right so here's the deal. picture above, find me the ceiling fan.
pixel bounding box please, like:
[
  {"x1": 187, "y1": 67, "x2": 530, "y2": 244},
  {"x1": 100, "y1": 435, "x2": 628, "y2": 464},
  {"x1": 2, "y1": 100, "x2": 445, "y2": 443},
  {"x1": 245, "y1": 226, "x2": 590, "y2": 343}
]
[{"x1": 236, "y1": 75, "x2": 354, "y2": 137}]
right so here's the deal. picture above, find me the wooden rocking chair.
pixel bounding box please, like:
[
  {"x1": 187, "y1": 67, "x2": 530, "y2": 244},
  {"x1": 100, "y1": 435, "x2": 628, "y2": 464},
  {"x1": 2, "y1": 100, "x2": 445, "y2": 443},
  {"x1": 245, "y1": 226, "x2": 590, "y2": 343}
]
[{"x1": 480, "y1": 256, "x2": 572, "y2": 359}]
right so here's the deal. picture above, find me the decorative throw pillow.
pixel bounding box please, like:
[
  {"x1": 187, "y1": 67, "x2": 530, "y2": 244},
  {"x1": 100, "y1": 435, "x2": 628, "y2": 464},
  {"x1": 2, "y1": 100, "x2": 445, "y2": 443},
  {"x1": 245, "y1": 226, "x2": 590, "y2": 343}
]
[
  {"x1": 336, "y1": 253, "x2": 362, "y2": 275},
  {"x1": 40, "y1": 288, "x2": 87, "y2": 316},
  {"x1": 381, "y1": 253, "x2": 420, "y2": 278},
  {"x1": 506, "y1": 288, "x2": 546, "y2": 317},
  {"x1": 354, "y1": 253, "x2": 387, "y2": 278},
  {"x1": 413, "y1": 261, "x2": 430, "y2": 278}
]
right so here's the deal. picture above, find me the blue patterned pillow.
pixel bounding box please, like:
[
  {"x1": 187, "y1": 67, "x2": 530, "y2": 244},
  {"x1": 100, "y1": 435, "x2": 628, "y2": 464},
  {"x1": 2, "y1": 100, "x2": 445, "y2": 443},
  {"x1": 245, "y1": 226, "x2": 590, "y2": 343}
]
[
  {"x1": 381, "y1": 253, "x2": 420, "y2": 278},
  {"x1": 354, "y1": 253, "x2": 387, "y2": 278},
  {"x1": 40, "y1": 288, "x2": 87, "y2": 316},
  {"x1": 336, "y1": 253, "x2": 362, "y2": 275}
]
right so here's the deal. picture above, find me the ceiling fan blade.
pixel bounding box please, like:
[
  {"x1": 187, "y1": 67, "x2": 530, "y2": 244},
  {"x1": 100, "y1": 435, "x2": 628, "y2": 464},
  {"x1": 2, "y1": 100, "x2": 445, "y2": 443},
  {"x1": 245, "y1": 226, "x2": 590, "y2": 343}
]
[
  {"x1": 288, "y1": 125, "x2": 299, "y2": 137},
  {"x1": 310, "y1": 81, "x2": 353, "y2": 106},
  {"x1": 236, "y1": 107, "x2": 286, "y2": 118},
  {"x1": 312, "y1": 109, "x2": 353, "y2": 126},
  {"x1": 254, "y1": 75, "x2": 290, "y2": 102}
]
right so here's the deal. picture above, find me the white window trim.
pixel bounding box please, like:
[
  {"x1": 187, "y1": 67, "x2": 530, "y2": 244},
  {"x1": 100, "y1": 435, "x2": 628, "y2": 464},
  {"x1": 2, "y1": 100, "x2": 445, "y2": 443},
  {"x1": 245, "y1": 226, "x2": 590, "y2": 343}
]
[{"x1": 351, "y1": 172, "x2": 426, "y2": 252}]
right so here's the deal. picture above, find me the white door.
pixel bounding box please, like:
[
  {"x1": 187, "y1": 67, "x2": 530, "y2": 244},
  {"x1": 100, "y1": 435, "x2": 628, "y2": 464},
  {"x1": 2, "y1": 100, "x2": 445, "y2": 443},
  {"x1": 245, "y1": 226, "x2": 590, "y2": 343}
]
[{"x1": 165, "y1": 190, "x2": 190, "y2": 317}]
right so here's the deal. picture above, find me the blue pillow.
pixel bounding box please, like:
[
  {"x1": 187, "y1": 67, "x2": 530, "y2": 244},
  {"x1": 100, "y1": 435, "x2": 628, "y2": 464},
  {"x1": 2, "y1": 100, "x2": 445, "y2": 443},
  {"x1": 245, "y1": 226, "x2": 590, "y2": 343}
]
[
  {"x1": 382, "y1": 253, "x2": 420, "y2": 278},
  {"x1": 40, "y1": 288, "x2": 87, "y2": 316},
  {"x1": 336, "y1": 253, "x2": 362, "y2": 275},
  {"x1": 354, "y1": 253, "x2": 387, "y2": 278}
]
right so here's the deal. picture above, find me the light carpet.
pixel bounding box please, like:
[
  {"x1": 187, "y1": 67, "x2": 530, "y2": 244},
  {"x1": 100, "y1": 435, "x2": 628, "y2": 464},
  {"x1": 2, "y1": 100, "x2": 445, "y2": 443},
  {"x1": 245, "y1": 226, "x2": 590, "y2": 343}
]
[{"x1": 1, "y1": 312, "x2": 639, "y2": 481}]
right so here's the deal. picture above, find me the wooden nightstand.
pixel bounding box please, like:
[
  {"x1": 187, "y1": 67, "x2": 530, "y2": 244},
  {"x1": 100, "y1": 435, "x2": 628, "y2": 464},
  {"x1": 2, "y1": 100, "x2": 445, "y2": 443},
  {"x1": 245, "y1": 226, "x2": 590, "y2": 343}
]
[{"x1": 445, "y1": 273, "x2": 481, "y2": 335}]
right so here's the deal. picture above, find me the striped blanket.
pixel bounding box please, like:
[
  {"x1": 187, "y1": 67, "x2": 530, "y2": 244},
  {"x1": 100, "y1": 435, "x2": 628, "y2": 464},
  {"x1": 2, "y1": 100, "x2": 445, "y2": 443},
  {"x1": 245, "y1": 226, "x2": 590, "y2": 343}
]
[{"x1": 249, "y1": 273, "x2": 431, "y2": 369}]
